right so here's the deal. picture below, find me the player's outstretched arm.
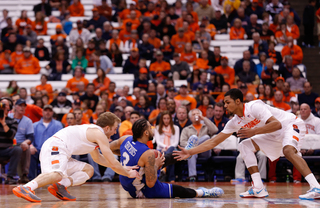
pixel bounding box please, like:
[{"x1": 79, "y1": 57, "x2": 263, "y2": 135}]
[
  {"x1": 109, "y1": 135, "x2": 131, "y2": 156},
  {"x1": 88, "y1": 129, "x2": 140, "y2": 178},
  {"x1": 140, "y1": 150, "x2": 165, "y2": 188},
  {"x1": 173, "y1": 132, "x2": 232, "y2": 161}
]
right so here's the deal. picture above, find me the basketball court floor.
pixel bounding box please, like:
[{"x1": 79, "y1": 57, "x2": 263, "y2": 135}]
[{"x1": 1, "y1": 182, "x2": 319, "y2": 208}]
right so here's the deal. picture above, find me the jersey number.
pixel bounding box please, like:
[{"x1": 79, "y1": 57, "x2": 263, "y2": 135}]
[{"x1": 121, "y1": 152, "x2": 130, "y2": 166}]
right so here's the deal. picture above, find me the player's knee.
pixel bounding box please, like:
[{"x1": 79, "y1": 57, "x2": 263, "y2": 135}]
[
  {"x1": 82, "y1": 164, "x2": 94, "y2": 178},
  {"x1": 283, "y1": 145, "x2": 296, "y2": 158}
]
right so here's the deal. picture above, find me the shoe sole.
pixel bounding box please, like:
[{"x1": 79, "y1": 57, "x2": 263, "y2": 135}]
[
  {"x1": 299, "y1": 197, "x2": 320, "y2": 200},
  {"x1": 240, "y1": 194, "x2": 269, "y2": 198},
  {"x1": 12, "y1": 187, "x2": 41, "y2": 203},
  {"x1": 48, "y1": 186, "x2": 76, "y2": 201}
]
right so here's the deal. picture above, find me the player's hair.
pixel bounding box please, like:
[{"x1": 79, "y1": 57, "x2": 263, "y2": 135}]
[
  {"x1": 132, "y1": 118, "x2": 149, "y2": 142},
  {"x1": 224, "y1": 89, "x2": 243, "y2": 102},
  {"x1": 96, "y1": 112, "x2": 121, "y2": 128}
]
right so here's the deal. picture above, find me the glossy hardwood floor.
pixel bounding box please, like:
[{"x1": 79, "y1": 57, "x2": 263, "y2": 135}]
[{"x1": 1, "y1": 182, "x2": 319, "y2": 208}]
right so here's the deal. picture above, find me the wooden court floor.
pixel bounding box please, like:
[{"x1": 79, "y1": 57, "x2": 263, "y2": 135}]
[{"x1": 1, "y1": 182, "x2": 320, "y2": 208}]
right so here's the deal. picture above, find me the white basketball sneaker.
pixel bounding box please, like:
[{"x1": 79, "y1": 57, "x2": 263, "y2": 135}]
[
  {"x1": 239, "y1": 185, "x2": 269, "y2": 198},
  {"x1": 299, "y1": 187, "x2": 320, "y2": 200}
]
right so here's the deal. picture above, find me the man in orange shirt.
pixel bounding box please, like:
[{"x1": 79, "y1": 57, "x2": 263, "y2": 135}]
[
  {"x1": 175, "y1": 11, "x2": 188, "y2": 31},
  {"x1": 194, "y1": 51, "x2": 211, "y2": 71},
  {"x1": 106, "y1": 30, "x2": 123, "y2": 50},
  {"x1": 50, "y1": 24, "x2": 67, "y2": 45},
  {"x1": 171, "y1": 28, "x2": 191, "y2": 54},
  {"x1": 66, "y1": 66, "x2": 89, "y2": 93},
  {"x1": 201, "y1": 16, "x2": 216, "y2": 39},
  {"x1": 97, "y1": 0, "x2": 112, "y2": 21},
  {"x1": 281, "y1": 36, "x2": 303, "y2": 66},
  {"x1": 286, "y1": 15, "x2": 300, "y2": 40},
  {"x1": 174, "y1": 84, "x2": 197, "y2": 110},
  {"x1": 15, "y1": 47, "x2": 41, "y2": 74},
  {"x1": 148, "y1": 29, "x2": 161, "y2": 49},
  {"x1": 149, "y1": 51, "x2": 171, "y2": 76},
  {"x1": 61, "y1": 99, "x2": 90, "y2": 126},
  {"x1": 121, "y1": 10, "x2": 140, "y2": 30},
  {"x1": 183, "y1": 21, "x2": 195, "y2": 41},
  {"x1": 68, "y1": 0, "x2": 84, "y2": 17},
  {"x1": 186, "y1": 13, "x2": 199, "y2": 33},
  {"x1": 35, "y1": 74, "x2": 53, "y2": 99},
  {"x1": 119, "y1": 22, "x2": 132, "y2": 43},
  {"x1": 272, "y1": 90, "x2": 291, "y2": 111},
  {"x1": 283, "y1": 82, "x2": 296, "y2": 103},
  {"x1": 118, "y1": 2, "x2": 141, "y2": 21},
  {"x1": 0, "y1": 49, "x2": 14, "y2": 74},
  {"x1": 214, "y1": 56, "x2": 235, "y2": 85}
]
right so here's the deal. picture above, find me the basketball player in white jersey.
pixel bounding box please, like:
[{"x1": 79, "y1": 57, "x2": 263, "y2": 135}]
[
  {"x1": 12, "y1": 112, "x2": 140, "y2": 203},
  {"x1": 174, "y1": 89, "x2": 320, "y2": 200}
]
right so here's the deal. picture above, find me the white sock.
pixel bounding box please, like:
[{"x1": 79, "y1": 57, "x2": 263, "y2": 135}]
[
  {"x1": 196, "y1": 189, "x2": 204, "y2": 197},
  {"x1": 59, "y1": 178, "x2": 72, "y2": 188},
  {"x1": 251, "y1": 172, "x2": 263, "y2": 189},
  {"x1": 24, "y1": 181, "x2": 38, "y2": 191},
  {"x1": 305, "y1": 173, "x2": 320, "y2": 188}
]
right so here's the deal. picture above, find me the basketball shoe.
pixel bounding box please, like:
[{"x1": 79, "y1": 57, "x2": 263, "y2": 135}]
[
  {"x1": 299, "y1": 187, "x2": 320, "y2": 200},
  {"x1": 185, "y1": 135, "x2": 199, "y2": 159},
  {"x1": 197, "y1": 187, "x2": 224, "y2": 198},
  {"x1": 239, "y1": 185, "x2": 269, "y2": 198},
  {"x1": 48, "y1": 183, "x2": 76, "y2": 201},
  {"x1": 12, "y1": 185, "x2": 42, "y2": 203}
]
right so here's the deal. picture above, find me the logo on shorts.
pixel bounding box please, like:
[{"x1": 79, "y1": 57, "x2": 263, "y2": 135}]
[
  {"x1": 52, "y1": 146, "x2": 59, "y2": 151},
  {"x1": 293, "y1": 124, "x2": 300, "y2": 133}
]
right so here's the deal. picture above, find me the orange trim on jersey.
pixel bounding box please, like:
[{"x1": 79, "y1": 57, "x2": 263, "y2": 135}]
[
  {"x1": 293, "y1": 135, "x2": 299, "y2": 142},
  {"x1": 51, "y1": 160, "x2": 60, "y2": 165},
  {"x1": 52, "y1": 146, "x2": 59, "y2": 151}
]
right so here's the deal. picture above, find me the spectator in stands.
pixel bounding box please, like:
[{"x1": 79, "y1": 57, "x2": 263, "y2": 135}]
[
  {"x1": 0, "y1": 98, "x2": 20, "y2": 184},
  {"x1": 34, "y1": 38, "x2": 50, "y2": 61},
  {"x1": 61, "y1": 99, "x2": 90, "y2": 125},
  {"x1": 70, "y1": 37, "x2": 84, "y2": 60},
  {"x1": 68, "y1": 0, "x2": 84, "y2": 17},
  {"x1": 50, "y1": 24, "x2": 67, "y2": 46},
  {"x1": 304, "y1": 0, "x2": 316, "y2": 47},
  {"x1": 24, "y1": 25, "x2": 38, "y2": 48},
  {"x1": 123, "y1": 30, "x2": 139, "y2": 53},
  {"x1": 35, "y1": 75, "x2": 52, "y2": 98},
  {"x1": 180, "y1": 43, "x2": 197, "y2": 66},
  {"x1": 3, "y1": 33, "x2": 28, "y2": 53},
  {"x1": 97, "y1": 0, "x2": 112, "y2": 21},
  {"x1": 174, "y1": 84, "x2": 197, "y2": 110},
  {"x1": 265, "y1": 0, "x2": 283, "y2": 19},
  {"x1": 92, "y1": 68, "x2": 110, "y2": 95},
  {"x1": 10, "y1": 44, "x2": 23, "y2": 67},
  {"x1": 118, "y1": 106, "x2": 134, "y2": 136},
  {"x1": 91, "y1": 50, "x2": 114, "y2": 74},
  {"x1": 33, "y1": 0, "x2": 52, "y2": 17},
  {"x1": 159, "y1": 16, "x2": 176, "y2": 40},
  {"x1": 286, "y1": 67, "x2": 307, "y2": 94},
  {"x1": 66, "y1": 112, "x2": 75, "y2": 126},
  {"x1": 102, "y1": 21, "x2": 112, "y2": 41},
  {"x1": 46, "y1": 51, "x2": 71, "y2": 81},
  {"x1": 91, "y1": 28, "x2": 103, "y2": 50},
  {"x1": 229, "y1": 18, "x2": 246, "y2": 40},
  {"x1": 183, "y1": 21, "x2": 195, "y2": 42},
  {"x1": 87, "y1": 8, "x2": 107, "y2": 31},
  {"x1": 15, "y1": 10, "x2": 33, "y2": 35},
  {"x1": 119, "y1": 22, "x2": 132, "y2": 44},
  {"x1": 171, "y1": 27, "x2": 191, "y2": 54},
  {"x1": 235, "y1": 60, "x2": 260, "y2": 85},
  {"x1": 29, "y1": 104, "x2": 63, "y2": 179},
  {"x1": 246, "y1": 0, "x2": 264, "y2": 19},
  {"x1": 74, "y1": 108, "x2": 89, "y2": 125},
  {"x1": 281, "y1": 37, "x2": 303, "y2": 66},
  {"x1": 50, "y1": 91, "x2": 72, "y2": 121},
  {"x1": 0, "y1": 50, "x2": 14, "y2": 74},
  {"x1": 107, "y1": 30, "x2": 123, "y2": 51},
  {"x1": 66, "y1": 66, "x2": 89, "y2": 93},
  {"x1": 248, "y1": 32, "x2": 268, "y2": 58},
  {"x1": 149, "y1": 98, "x2": 167, "y2": 125},
  {"x1": 17, "y1": 88, "x2": 32, "y2": 105},
  {"x1": 13, "y1": 99, "x2": 34, "y2": 183},
  {"x1": 6, "y1": 80, "x2": 19, "y2": 97},
  {"x1": 32, "y1": 12, "x2": 47, "y2": 36},
  {"x1": 214, "y1": 56, "x2": 235, "y2": 86},
  {"x1": 246, "y1": 14, "x2": 262, "y2": 39},
  {"x1": 282, "y1": 82, "x2": 296, "y2": 103},
  {"x1": 261, "y1": 58, "x2": 275, "y2": 85},
  {"x1": 149, "y1": 51, "x2": 171, "y2": 76},
  {"x1": 51, "y1": 36, "x2": 69, "y2": 60},
  {"x1": 154, "y1": 111, "x2": 180, "y2": 182},
  {"x1": 72, "y1": 48, "x2": 88, "y2": 72},
  {"x1": 174, "y1": 106, "x2": 192, "y2": 135},
  {"x1": 171, "y1": 53, "x2": 190, "y2": 80},
  {"x1": 234, "y1": 7, "x2": 250, "y2": 29},
  {"x1": 0, "y1": 13, "x2": 10, "y2": 38},
  {"x1": 106, "y1": 43, "x2": 123, "y2": 67},
  {"x1": 298, "y1": 82, "x2": 319, "y2": 109},
  {"x1": 210, "y1": 102, "x2": 229, "y2": 133},
  {"x1": 187, "y1": 69, "x2": 200, "y2": 91},
  {"x1": 89, "y1": 104, "x2": 105, "y2": 124},
  {"x1": 201, "y1": 16, "x2": 216, "y2": 40},
  {"x1": 118, "y1": 2, "x2": 141, "y2": 23},
  {"x1": 267, "y1": 41, "x2": 282, "y2": 65},
  {"x1": 194, "y1": 51, "x2": 211, "y2": 71},
  {"x1": 192, "y1": 71, "x2": 213, "y2": 92},
  {"x1": 278, "y1": 55, "x2": 293, "y2": 80},
  {"x1": 138, "y1": 33, "x2": 154, "y2": 60},
  {"x1": 69, "y1": 20, "x2": 91, "y2": 47},
  {"x1": 286, "y1": 15, "x2": 300, "y2": 40},
  {"x1": 260, "y1": 23, "x2": 275, "y2": 42},
  {"x1": 123, "y1": 47, "x2": 140, "y2": 75},
  {"x1": 234, "y1": 50, "x2": 257, "y2": 75},
  {"x1": 134, "y1": 94, "x2": 154, "y2": 119},
  {"x1": 223, "y1": 0, "x2": 240, "y2": 14},
  {"x1": 180, "y1": 108, "x2": 218, "y2": 181},
  {"x1": 275, "y1": 22, "x2": 290, "y2": 45},
  {"x1": 210, "y1": 9, "x2": 228, "y2": 34},
  {"x1": 15, "y1": 47, "x2": 41, "y2": 74},
  {"x1": 313, "y1": 98, "x2": 320, "y2": 118},
  {"x1": 148, "y1": 29, "x2": 161, "y2": 49},
  {"x1": 133, "y1": 68, "x2": 149, "y2": 91},
  {"x1": 195, "y1": 0, "x2": 215, "y2": 20},
  {"x1": 85, "y1": 39, "x2": 96, "y2": 67},
  {"x1": 80, "y1": 83, "x2": 99, "y2": 111},
  {"x1": 255, "y1": 52, "x2": 267, "y2": 79},
  {"x1": 272, "y1": 91, "x2": 291, "y2": 111}
]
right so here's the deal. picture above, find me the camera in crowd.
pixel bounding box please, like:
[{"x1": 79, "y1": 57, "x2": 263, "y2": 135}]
[{"x1": 0, "y1": 102, "x2": 6, "y2": 119}]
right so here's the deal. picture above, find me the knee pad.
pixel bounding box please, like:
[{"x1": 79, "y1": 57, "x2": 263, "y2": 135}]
[
  {"x1": 70, "y1": 171, "x2": 90, "y2": 186},
  {"x1": 238, "y1": 139, "x2": 257, "y2": 168}
]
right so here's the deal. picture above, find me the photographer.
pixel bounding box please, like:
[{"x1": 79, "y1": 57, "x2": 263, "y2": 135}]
[{"x1": 0, "y1": 98, "x2": 20, "y2": 184}]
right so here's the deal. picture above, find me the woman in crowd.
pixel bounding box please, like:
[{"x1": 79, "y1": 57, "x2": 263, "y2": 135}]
[
  {"x1": 72, "y1": 48, "x2": 88, "y2": 72},
  {"x1": 187, "y1": 69, "x2": 200, "y2": 91},
  {"x1": 46, "y1": 51, "x2": 71, "y2": 80},
  {"x1": 198, "y1": 95, "x2": 211, "y2": 117},
  {"x1": 213, "y1": 74, "x2": 226, "y2": 92},
  {"x1": 256, "y1": 84, "x2": 265, "y2": 100},
  {"x1": 154, "y1": 111, "x2": 180, "y2": 183},
  {"x1": 81, "y1": 99, "x2": 93, "y2": 121},
  {"x1": 33, "y1": 11, "x2": 48, "y2": 35},
  {"x1": 93, "y1": 68, "x2": 111, "y2": 95},
  {"x1": 256, "y1": 52, "x2": 267, "y2": 79},
  {"x1": 134, "y1": 94, "x2": 155, "y2": 119},
  {"x1": 107, "y1": 43, "x2": 123, "y2": 67},
  {"x1": 15, "y1": 10, "x2": 32, "y2": 35},
  {"x1": 149, "y1": 98, "x2": 167, "y2": 125},
  {"x1": 90, "y1": 104, "x2": 106, "y2": 124},
  {"x1": 6, "y1": 80, "x2": 19, "y2": 96},
  {"x1": 180, "y1": 42, "x2": 197, "y2": 66},
  {"x1": 71, "y1": 37, "x2": 85, "y2": 60},
  {"x1": 160, "y1": 35, "x2": 175, "y2": 60}
]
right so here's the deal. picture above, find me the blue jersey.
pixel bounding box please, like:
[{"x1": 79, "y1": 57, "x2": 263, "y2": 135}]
[{"x1": 119, "y1": 136, "x2": 173, "y2": 198}]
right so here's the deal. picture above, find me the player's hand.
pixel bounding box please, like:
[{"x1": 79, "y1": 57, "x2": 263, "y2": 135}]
[
  {"x1": 124, "y1": 165, "x2": 141, "y2": 179},
  {"x1": 237, "y1": 128, "x2": 256, "y2": 139},
  {"x1": 155, "y1": 152, "x2": 165, "y2": 169},
  {"x1": 173, "y1": 146, "x2": 191, "y2": 161}
]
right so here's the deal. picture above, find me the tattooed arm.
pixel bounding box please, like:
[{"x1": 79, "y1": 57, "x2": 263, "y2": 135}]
[{"x1": 139, "y1": 150, "x2": 165, "y2": 188}]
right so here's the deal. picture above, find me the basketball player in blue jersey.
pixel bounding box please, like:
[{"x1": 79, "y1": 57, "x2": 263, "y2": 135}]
[{"x1": 109, "y1": 118, "x2": 223, "y2": 198}]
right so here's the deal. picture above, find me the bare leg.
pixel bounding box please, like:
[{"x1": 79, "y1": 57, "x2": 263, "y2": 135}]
[
  {"x1": 283, "y1": 145, "x2": 312, "y2": 177},
  {"x1": 33, "y1": 172, "x2": 63, "y2": 188}
]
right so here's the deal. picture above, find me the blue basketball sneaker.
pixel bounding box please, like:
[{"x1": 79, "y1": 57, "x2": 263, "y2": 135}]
[
  {"x1": 299, "y1": 187, "x2": 320, "y2": 200},
  {"x1": 240, "y1": 185, "x2": 269, "y2": 198},
  {"x1": 197, "y1": 187, "x2": 224, "y2": 198},
  {"x1": 184, "y1": 135, "x2": 199, "y2": 159}
]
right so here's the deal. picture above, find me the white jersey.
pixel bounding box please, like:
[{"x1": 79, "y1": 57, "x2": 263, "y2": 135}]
[
  {"x1": 222, "y1": 100, "x2": 297, "y2": 135},
  {"x1": 52, "y1": 124, "x2": 104, "y2": 155},
  {"x1": 299, "y1": 113, "x2": 320, "y2": 135}
]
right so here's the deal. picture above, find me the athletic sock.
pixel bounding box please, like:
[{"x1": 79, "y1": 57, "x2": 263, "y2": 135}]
[
  {"x1": 305, "y1": 173, "x2": 320, "y2": 189},
  {"x1": 196, "y1": 189, "x2": 204, "y2": 197},
  {"x1": 24, "y1": 181, "x2": 38, "y2": 191},
  {"x1": 251, "y1": 172, "x2": 263, "y2": 189},
  {"x1": 59, "y1": 178, "x2": 72, "y2": 188}
]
